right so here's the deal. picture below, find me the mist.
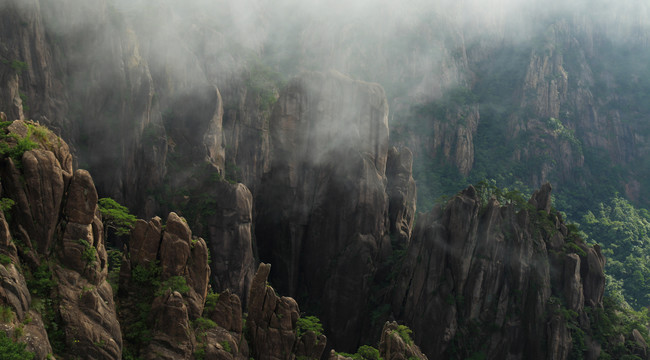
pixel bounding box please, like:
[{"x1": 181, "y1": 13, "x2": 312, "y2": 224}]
[
  {"x1": 6, "y1": 0, "x2": 650, "y2": 208},
  {"x1": 27, "y1": 0, "x2": 649, "y2": 109}
]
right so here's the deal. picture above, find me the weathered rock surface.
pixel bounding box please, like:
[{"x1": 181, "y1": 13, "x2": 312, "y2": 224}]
[
  {"x1": 0, "y1": 120, "x2": 122, "y2": 359},
  {"x1": 391, "y1": 183, "x2": 606, "y2": 359},
  {"x1": 386, "y1": 147, "x2": 417, "y2": 243},
  {"x1": 378, "y1": 322, "x2": 428, "y2": 360},
  {"x1": 0, "y1": 1, "x2": 66, "y2": 128},
  {"x1": 255, "y1": 71, "x2": 416, "y2": 350},
  {"x1": 201, "y1": 182, "x2": 256, "y2": 305},
  {"x1": 247, "y1": 263, "x2": 327, "y2": 360},
  {"x1": 0, "y1": 208, "x2": 53, "y2": 359},
  {"x1": 118, "y1": 212, "x2": 211, "y2": 357},
  {"x1": 145, "y1": 290, "x2": 195, "y2": 360}
]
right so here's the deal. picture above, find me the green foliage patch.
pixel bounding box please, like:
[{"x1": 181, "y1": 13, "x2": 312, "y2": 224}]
[
  {"x1": 393, "y1": 324, "x2": 413, "y2": 345},
  {"x1": 0, "y1": 124, "x2": 39, "y2": 167},
  {"x1": 474, "y1": 179, "x2": 534, "y2": 212},
  {"x1": 586, "y1": 296, "x2": 650, "y2": 359},
  {"x1": 97, "y1": 198, "x2": 136, "y2": 236},
  {"x1": 203, "y1": 291, "x2": 220, "y2": 313},
  {"x1": 131, "y1": 261, "x2": 161, "y2": 287},
  {"x1": 192, "y1": 317, "x2": 218, "y2": 332},
  {"x1": 0, "y1": 331, "x2": 34, "y2": 360},
  {"x1": 26, "y1": 260, "x2": 64, "y2": 355},
  {"x1": 296, "y1": 315, "x2": 323, "y2": 338},
  {"x1": 25, "y1": 262, "x2": 55, "y2": 298},
  {"x1": 106, "y1": 249, "x2": 122, "y2": 293},
  {"x1": 0, "y1": 254, "x2": 12, "y2": 265},
  {"x1": 220, "y1": 340, "x2": 232, "y2": 353},
  {"x1": 77, "y1": 239, "x2": 97, "y2": 267},
  {"x1": 581, "y1": 196, "x2": 650, "y2": 308},
  {"x1": 0, "y1": 198, "x2": 15, "y2": 214},
  {"x1": 244, "y1": 60, "x2": 283, "y2": 113},
  {"x1": 155, "y1": 276, "x2": 190, "y2": 297},
  {"x1": 0, "y1": 306, "x2": 15, "y2": 323},
  {"x1": 337, "y1": 345, "x2": 382, "y2": 360}
]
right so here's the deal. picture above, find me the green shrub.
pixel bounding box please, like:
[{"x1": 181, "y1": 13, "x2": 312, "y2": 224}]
[
  {"x1": 204, "y1": 291, "x2": 220, "y2": 313},
  {"x1": 0, "y1": 254, "x2": 12, "y2": 265},
  {"x1": 296, "y1": 315, "x2": 323, "y2": 337},
  {"x1": 0, "y1": 306, "x2": 15, "y2": 323},
  {"x1": 0, "y1": 331, "x2": 34, "y2": 359},
  {"x1": 192, "y1": 317, "x2": 218, "y2": 331},
  {"x1": 337, "y1": 345, "x2": 382, "y2": 360},
  {"x1": 563, "y1": 242, "x2": 587, "y2": 257},
  {"x1": 0, "y1": 198, "x2": 14, "y2": 213},
  {"x1": 25, "y1": 262, "x2": 55, "y2": 298},
  {"x1": 97, "y1": 198, "x2": 137, "y2": 236},
  {"x1": 106, "y1": 249, "x2": 122, "y2": 293},
  {"x1": 131, "y1": 261, "x2": 161, "y2": 287},
  {"x1": 0, "y1": 126, "x2": 39, "y2": 166},
  {"x1": 78, "y1": 239, "x2": 97, "y2": 266},
  {"x1": 10, "y1": 60, "x2": 27, "y2": 74},
  {"x1": 194, "y1": 345, "x2": 206, "y2": 360},
  {"x1": 393, "y1": 325, "x2": 413, "y2": 345},
  {"x1": 220, "y1": 340, "x2": 232, "y2": 353},
  {"x1": 155, "y1": 276, "x2": 190, "y2": 297}
]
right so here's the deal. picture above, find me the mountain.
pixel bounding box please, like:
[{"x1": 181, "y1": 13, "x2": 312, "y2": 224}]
[{"x1": 2, "y1": 0, "x2": 650, "y2": 359}]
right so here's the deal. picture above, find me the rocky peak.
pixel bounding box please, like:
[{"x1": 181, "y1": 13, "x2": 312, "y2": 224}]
[
  {"x1": 529, "y1": 181, "x2": 553, "y2": 213},
  {"x1": 378, "y1": 321, "x2": 428, "y2": 360},
  {"x1": 247, "y1": 263, "x2": 327, "y2": 360},
  {"x1": 0, "y1": 118, "x2": 121, "y2": 359},
  {"x1": 391, "y1": 183, "x2": 606, "y2": 358}
]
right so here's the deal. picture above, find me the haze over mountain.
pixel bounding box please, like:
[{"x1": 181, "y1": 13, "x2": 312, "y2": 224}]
[{"x1": 1, "y1": 0, "x2": 650, "y2": 359}]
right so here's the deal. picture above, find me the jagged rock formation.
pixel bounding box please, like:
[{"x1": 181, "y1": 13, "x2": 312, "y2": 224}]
[
  {"x1": 4, "y1": 1, "x2": 650, "y2": 359},
  {"x1": 391, "y1": 183, "x2": 607, "y2": 359},
  {"x1": 386, "y1": 147, "x2": 417, "y2": 243},
  {"x1": 0, "y1": 0, "x2": 66, "y2": 129},
  {"x1": 117, "y1": 212, "x2": 211, "y2": 359},
  {"x1": 0, "y1": 119, "x2": 122, "y2": 359},
  {"x1": 247, "y1": 263, "x2": 327, "y2": 360},
  {"x1": 1, "y1": 116, "x2": 644, "y2": 360},
  {"x1": 328, "y1": 321, "x2": 427, "y2": 360},
  {"x1": 255, "y1": 71, "x2": 417, "y2": 350},
  {"x1": 378, "y1": 322, "x2": 428, "y2": 360},
  {"x1": 39, "y1": 0, "x2": 168, "y2": 214},
  {"x1": 0, "y1": 209, "x2": 53, "y2": 359},
  {"x1": 200, "y1": 183, "x2": 256, "y2": 305}
]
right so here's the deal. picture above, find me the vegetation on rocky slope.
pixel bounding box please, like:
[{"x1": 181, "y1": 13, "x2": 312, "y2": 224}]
[{"x1": 4, "y1": 0, "x2": 650, "y2": 358}]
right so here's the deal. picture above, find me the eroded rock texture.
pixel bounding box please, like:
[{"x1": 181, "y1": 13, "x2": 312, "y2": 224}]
[
  {"x1": 378, "y1": 322, "x2": 428, "y2": 360},
  {"x1": 0, "y1": 120, "x2": 121, "y2": 359},
  {"x1": 117, "y1": 212, "x2": 211, "y2": 359},
  {"x1": 391, "y1": 183, "x2": 606, "y2": 359},
  {"x1": 255, "y1": 71, "x2": 416, "y2": 350},
  {"x1": 247, "y1": 263, "x2": 327, "y2": 360}
]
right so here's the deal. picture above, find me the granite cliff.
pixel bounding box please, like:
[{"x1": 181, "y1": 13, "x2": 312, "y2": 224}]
[
  {"x1": 0, "y1": 116, "x2": 427, "y2": 359},
  {"x1": 1, "y1": 0, "x2": 650, "y2": 359},
  {"x1": 391, "y1": 183, "x2": 607, "y2": 358}
]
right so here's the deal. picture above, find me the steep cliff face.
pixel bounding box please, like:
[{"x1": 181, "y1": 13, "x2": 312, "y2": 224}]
[
  {"x1": 0, "y1": 0, "x2": 66, "y2": 129},
  {"x1": 255, "y1": 71, "x2": 417, "y2": 350},
  {"x1": 386, "y1": 12, "x2": 650, "y2": 210},
  {"x1": 0, "y1": 116, "x2": 380, "y2": 360},
  {"x1": 4, "y1": 2, "x2": 650, "y2": 359},
  {"x1": 391, "y1": 183, "x2": 608, "y2": 359},
  {"x1": 39, "y1": 0, "x2": 168, "y2": 215}
]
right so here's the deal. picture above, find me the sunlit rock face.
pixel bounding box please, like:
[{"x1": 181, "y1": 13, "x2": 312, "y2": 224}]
[{"x1": 255, "y1": 71, "x2": 416, "y2": 350}]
